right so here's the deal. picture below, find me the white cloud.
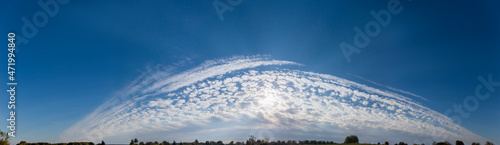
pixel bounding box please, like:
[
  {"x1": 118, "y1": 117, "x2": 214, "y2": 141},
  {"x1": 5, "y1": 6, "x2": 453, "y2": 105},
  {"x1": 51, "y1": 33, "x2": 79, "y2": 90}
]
[
  {"x1": 350, "y1": 74, "x2": 428, "y2": 102},
  {"x1": 61, "y1": 56, "x2": 487, "y2": 145}
]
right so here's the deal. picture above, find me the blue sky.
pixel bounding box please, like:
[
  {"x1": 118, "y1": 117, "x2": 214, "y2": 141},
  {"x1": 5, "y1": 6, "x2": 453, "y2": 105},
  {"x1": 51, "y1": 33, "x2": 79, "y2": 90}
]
[{"x1": 1, "y1": 0, "x2": 499, "y2": 144}]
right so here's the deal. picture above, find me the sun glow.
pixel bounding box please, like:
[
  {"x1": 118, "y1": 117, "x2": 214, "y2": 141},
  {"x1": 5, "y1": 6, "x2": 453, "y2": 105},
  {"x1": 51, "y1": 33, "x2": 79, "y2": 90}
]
[{"x1": 261, "y1": 93, "x2": 279, "y2": 108}]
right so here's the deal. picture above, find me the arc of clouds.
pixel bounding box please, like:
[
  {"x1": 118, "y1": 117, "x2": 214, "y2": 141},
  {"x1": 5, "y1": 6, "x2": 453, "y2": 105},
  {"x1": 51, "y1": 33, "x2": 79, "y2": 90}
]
[{"x1": 60, "y1": 55, "x2": 487, "y2": 144}]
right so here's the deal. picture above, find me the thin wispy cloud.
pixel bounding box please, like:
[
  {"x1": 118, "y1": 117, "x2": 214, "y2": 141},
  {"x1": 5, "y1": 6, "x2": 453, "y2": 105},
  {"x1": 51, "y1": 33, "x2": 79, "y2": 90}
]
[
  {"x1": 349, "y1": 74, "x2": 429, "y2": 102},
  {"x1": 61, "y1": 56, "x2": 486, "y2": 145}
]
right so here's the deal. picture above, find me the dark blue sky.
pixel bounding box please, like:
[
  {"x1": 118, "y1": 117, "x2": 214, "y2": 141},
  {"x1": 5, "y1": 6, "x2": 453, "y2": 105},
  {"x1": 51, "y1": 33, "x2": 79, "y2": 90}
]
[{"x1": 1, "y1": 0, "x2": 499, "y2": 144}]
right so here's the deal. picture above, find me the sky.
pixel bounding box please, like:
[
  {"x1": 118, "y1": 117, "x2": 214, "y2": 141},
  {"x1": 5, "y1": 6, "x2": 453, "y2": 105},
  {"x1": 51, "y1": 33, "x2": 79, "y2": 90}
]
[{"x1": 1, "y1": 0, "x2": 499, "y2": 145}]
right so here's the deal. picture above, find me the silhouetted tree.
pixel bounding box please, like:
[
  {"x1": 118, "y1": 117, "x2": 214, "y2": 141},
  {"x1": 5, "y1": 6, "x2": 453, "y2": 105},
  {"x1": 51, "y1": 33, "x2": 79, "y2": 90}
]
[
  {"x1": 0, "y1": 130, "x2": 9, "y2": 145},
  {"x1": 472, "y1": 143, "x2": 480, "y2": 145},
  {"x1": 230, "y1": 141, "x2": 234, "y2": 145},
  {"x1": 130, "y1": 140, "x2": 135, "y2": 145},
  {"x1": 194, "y1": 140, "x2": 199, "y2": 145},
  {"x1": 343, "y1": 135, "x2": 359, "y2": 144},
  {"x1": 436, "y1": 142, "x2": 450, "y2": 145},
  {"x1": 398, "y1": 142, "x2": 407, "y2": 145},
  {"x1": 140, "y1": 142, "x2": 145, "y2": 145},
  {"x1": 485, "y1": 142, "x2": 493, "y2": 145},
  {"x1": 173, "y1": 141, "x2": 176, "y2": 145},
  {"x1": 385, "y1": 142, "x2": 390, "y2": 145},
  {"x1": 248, "y1": 135, "x2": 256, "y2": 145},
  {"x1": 456, "y1": 140, "x2": 464, "y2": 145},
  {"x1": 135, "y1": 139, "x2": 139, "y2": 145}
]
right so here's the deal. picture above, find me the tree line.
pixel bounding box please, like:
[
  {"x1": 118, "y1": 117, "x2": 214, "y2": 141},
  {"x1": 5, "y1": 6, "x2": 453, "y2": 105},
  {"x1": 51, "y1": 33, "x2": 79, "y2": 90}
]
[
  {"x1": 15, "y1": 140, "x2": 106, "y2": 145},
  {"x1": 0, "y1": 133, "x2": 494, "y2": 145},
  {"x1": 128, "y1": 136, "x2": 337, "y2": 145}
]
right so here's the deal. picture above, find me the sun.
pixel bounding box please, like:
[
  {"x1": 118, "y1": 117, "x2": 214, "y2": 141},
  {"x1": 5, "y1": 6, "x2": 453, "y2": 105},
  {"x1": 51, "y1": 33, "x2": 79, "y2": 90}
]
[{"x1": 259, "y1": 89, "x2": 283, "y2": 110}]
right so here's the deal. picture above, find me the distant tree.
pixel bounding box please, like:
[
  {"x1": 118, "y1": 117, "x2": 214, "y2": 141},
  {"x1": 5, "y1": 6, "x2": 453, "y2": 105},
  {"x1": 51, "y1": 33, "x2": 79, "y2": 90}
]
[
  {"x1": 194, "y1": 140, "x2": 199, "y2": 145},
  {"x1": 216, "y1": 141, "x2": 223, "y2": 145},
  {"x1": 264, "y1": 137, "x2": 270, "y2": 144},
  {"x1": 248, "y1": 136, "x2": 256, "y2": 145},
  {"x1": 179, "y1": 142, "x2": 183, "y2": 145},
  {"x1": 398, "y1": 142, "x2": 407, "y2": 145},
  {"x1": 163, "y1": 141, "x2": 170, "y2": 145},
  {"x1": 131, "y1": 140, "x2": 135, "y2": 145},
  {"x1": 378, "y1": 142, "x2": 380, "y2": 145},
  {"x1": 485, "y1": 142, "x2": 493, "y2": 145},
  {"x1": 135, "y1": 139, "x2": 139, "y2": 145},
  {"x1": 472, "y1": 143, "x2": 480, "y2": 145},
  {"x1": 101, "y1": 141, "x2": 105, "y2": 145},
  {"x1": 18, "y1": 141, "x2": 27, "y2": 145},
  {"x1": 436, "y1": 142, "x2": 450, "y2": 145},
  {"x1": 456, "y1": 140, "x2": 464, "y2": 145},
  {"x1": 146, "y1": 142, "x2": 154, "y2": 145},
  {"x1": 206, "y1": 141, "x2": 210, "y2": 145},
  {"x1": 230, "y1": 141, "x2": 234, "y2": 145},
  {"x1": 385, "y1": 142, "x2": 389, "y2": 145},
  {"x1": 173, "y1": 141, "x2": 177, "y2": 145},
  {"x1": 0, "y1": 130, "x2": 9, "y2": 145},
  {"x1": 343, "y1": 135, "x2": 359, "y2": 144},
  {"x1": 155, "y1": 141, "x2": 160, "y2": 145},
  {"x1": 140, "y1": 142, "x2": 145, "y2": 145}
]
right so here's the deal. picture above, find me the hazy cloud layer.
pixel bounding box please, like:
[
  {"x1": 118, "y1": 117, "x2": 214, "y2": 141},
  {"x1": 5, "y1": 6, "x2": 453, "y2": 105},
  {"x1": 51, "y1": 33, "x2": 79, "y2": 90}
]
[{"x1": 61, "y1": 56, "x2": 486, "y2": 144}]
